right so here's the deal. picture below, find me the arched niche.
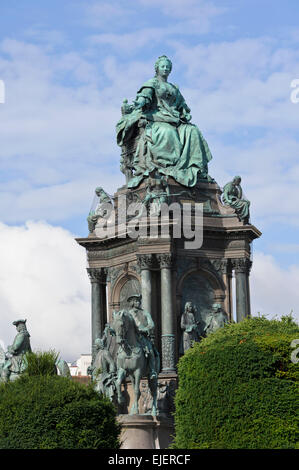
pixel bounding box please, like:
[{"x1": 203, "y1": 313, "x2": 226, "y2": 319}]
[
  {"x1": 112, "y1": 274, "x2": 141, "y2": 311},
  {"x1": 177, "y1": 268, "x2": 225, "y2": 326}
]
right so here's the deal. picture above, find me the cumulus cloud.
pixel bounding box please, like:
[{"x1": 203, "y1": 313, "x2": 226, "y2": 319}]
[
  {"x1": 0, "y1": 221, "x2": 90, "y2": 361},
  {"x1": 0, "y1": 39, "x2": 128, "y2": 224},
  {"x1": 251, "y1": 251, "x2": 299, "y2": 322}
]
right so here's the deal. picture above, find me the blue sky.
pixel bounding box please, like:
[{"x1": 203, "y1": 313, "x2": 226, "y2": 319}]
[{"x1": 0, "y1": 0, "x2": 298, "y2": 359}]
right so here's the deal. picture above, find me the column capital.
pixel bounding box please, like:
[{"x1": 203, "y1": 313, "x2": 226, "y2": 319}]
[
  {"x1": 157, "y1": 253, "x2": 173, "y2": 269},
  {"x1": 232, "y1": 258, "x2": 252, "y2": 274},
  {"x1": 87, "y1": 267, "x2": 107, "y2": 283},
  {"x1": 219, "y1": 259, "x2": 233, "y2": 275},
  {"x1": 137, "y1": 254, "x2": 154, "y2": 270}
]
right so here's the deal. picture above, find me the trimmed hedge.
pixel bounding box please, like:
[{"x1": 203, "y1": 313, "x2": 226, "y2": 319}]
[
  {"x1": 0, "y1": 355, "x2": 121, "y2": 449},
  {"x1": 173, "y1": 316, "x2": 299, "y2": 449}
]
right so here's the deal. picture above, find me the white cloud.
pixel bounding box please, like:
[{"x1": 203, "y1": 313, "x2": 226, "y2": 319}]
[
  {"x1": 138, "y1": 0, "x2": 224, "y2": 27},
  {"x1": 0, "y1": 39, "x2": 128, "y2": 224},
  {"x1": 0, "y1": 221, "x2": 90, "y2": 361},
  {"x1": 251, "y1": 251, "x2": 299, "y2": 322},
  {"x1": 83, "y1": 1, "x2": 136, "y2": 29}
]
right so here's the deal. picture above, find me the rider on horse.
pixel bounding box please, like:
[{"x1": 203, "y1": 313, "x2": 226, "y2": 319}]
[{"x1": 127, "y1": 294, "x2": 158, "y2": 380}]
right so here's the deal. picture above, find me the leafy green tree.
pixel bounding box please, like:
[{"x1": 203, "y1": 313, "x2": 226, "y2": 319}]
[
  {"x1": 0, "y1": 351, "x2": 121, "y2": 449},
  {"x1": 173, "y1": 316, "x2": 299, "y2": 449}
]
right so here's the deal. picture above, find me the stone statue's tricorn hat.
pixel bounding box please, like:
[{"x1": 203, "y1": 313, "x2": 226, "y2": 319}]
[
  {"x1": 127, "y1": 294, "x2": 142, "y2": 302},
  {"x1": 12, "y1": 319, "x2": 27, "y2": 326}
]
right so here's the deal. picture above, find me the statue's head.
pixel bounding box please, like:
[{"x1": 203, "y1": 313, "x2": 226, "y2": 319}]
[
  {"x1": 127, "y1": 294, "x2": 142, "y2": 308},
  {"x1": 12, "y1": 319, "x2": 27, "y2": 331},
  {"x1": 233, "y1": 176, "x2": 241, "y2": 185},
  {"x1": 184, "y1": 301, "x2": 194, "y2": 313},
  {"x1": 95, "y1": 338, "x2": 105, "y2": 350},
  {"x1": 95, "y1": 186, "x2": 105, "y2": 197},
  {"x1": 212, "y1": 303, "x2": 222, "y2": 313},
  {"x1": 155, "y1": 55, "x2": 172, "y2": 78}
]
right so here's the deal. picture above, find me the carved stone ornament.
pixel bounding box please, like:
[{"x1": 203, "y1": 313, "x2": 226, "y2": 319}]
[
  {"x1": 157, "y1": 253, "x2": 173, "y2": 269},
  {"x1": 209, "y1": 258, "x2": 232, "y2": 275},
  {"x1": 161, "y1": 334, "x2": 176, "y2": 370},
  {"x1": 231, "y1": 258, "x2": 252, "y2": 274},
  {"x1": 87, "y1": 267, "x2": 107, "y2": 283},
  {"x1": 137, "y1": 254, "x2": 155, "y2": 270},
  {"x1": 199, "y1": 258, "x2": 224, "y2": 280},
  {"x1": 140, "y1": 378, "x2": 177, "y2": 415}
]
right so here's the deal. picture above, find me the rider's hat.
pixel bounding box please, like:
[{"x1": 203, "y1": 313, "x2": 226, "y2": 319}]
[
  {"x1": 127, "y1": 294, "x2": 142, "y2": 302},
  {"x1": 12, "y1": 319, "x2": 27, "y2": 326}
]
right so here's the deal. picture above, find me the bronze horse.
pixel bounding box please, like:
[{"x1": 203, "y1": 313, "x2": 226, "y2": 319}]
[{"x1": 112, "y1": 310, "x2": 159, "y2": 415}]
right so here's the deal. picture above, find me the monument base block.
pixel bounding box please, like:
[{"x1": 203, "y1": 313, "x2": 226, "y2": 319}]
[{"x1": 118, "y1": 414, "x2": 174, "y2": 449}]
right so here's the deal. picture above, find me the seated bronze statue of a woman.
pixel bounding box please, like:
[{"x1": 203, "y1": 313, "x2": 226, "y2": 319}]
[{"x1": 116, "y1": 55, "x2": 213, "y2": 188}]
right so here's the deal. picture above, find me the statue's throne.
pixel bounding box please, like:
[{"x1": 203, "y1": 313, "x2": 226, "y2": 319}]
[{"x1": 119, "y1": 99, "x2": 146, "y2": 185}]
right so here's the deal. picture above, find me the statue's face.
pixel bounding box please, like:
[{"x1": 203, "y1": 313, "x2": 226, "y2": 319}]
[
  {"x1": 213, "y1": 305, "x2": 221, "y2": 314},
  {"x1": 157, "y1": 59, "x2": 171, "y2": 78},
  {"x1": 130, "y1": 298, "x2": 141, "y2": 309},
  {"x1": 95, "y1": 339, "x2": 104, "y2": 350},
  {"x1": 186, "y1": 303, "x2": 193, "y2": 312}
]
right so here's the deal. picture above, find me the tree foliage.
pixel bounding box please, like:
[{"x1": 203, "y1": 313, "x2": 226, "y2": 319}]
[
  {"x1": 173, "y1": 316, "x2": 299, "y2": 449},
  {"x1": 0, "y1": 351, "x2": 121, "y2": 449}
]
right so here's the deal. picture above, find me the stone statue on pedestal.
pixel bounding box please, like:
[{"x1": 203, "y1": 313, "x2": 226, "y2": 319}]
[
  {"x1": 117, "y1": 55, "x2": 213, "y2": 189},
  {"x1": 87, "y1": 187, "x2": 113, "y2": 234},
  {"x1": 180, "y1": 302, "x2": 201, "y2": 354},
  {"x1": 0, "y1": 319, "x2": 31, "y2": 382},
  {"x1": 204, "y1": 303, "x2": 229, "y2": 336},
  {"x1": 222, "y1": 176, "x2": 250, "y2": 223}
]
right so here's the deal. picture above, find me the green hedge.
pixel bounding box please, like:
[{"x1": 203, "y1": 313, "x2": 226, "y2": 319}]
[
  {"x1": 0, "y1": 373, "x2": 121, "y2": 449},
  {"x1": 173, "y1": 316, "x2": 299, "y2": 449}
]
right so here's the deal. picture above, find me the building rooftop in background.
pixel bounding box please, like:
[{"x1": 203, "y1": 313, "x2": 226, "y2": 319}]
[{"x1": 68, "y1": 353, "x2": 91, "y2": 377}]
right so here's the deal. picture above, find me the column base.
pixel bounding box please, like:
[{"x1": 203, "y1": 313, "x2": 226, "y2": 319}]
[{"x1": 118, "y1": 414, "x2": 174, "y2": 449}]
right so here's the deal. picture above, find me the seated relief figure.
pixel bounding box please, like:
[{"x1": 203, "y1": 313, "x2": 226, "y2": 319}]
[
  {"x1": 116, "y1": 55, "x2": 213, "y2": 188},
  {"x1": 87, "y1": 187, "x2": 113, "y2": 234},
  {"x1": 222, "y1": 176, "x2": 250, "y2": 223}
]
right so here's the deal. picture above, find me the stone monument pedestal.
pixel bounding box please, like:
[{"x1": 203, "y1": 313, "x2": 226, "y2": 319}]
[{"x1": 118, "y1": 414, "x2": 174, "y2": 449}]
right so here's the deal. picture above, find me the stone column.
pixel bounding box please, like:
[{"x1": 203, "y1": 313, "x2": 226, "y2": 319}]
[
  {"x1": 220, "y1": 259, "x2": 233, "y2": 322},
  {"x1": 245, "y1": 259, "x2": 252, "y2": 317},
  {"x1": 157, "y1": 254, "x2": 175, "y2": 372},
  {"x1": 232, "y1": 258, "x2": 251, "y2": 322},
  {"x1": 137, "y1": 255, "x2": 154, "y2": 315},
  {"x1": 87, "y1": 267, "x2": 107, "y2": 359}
]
